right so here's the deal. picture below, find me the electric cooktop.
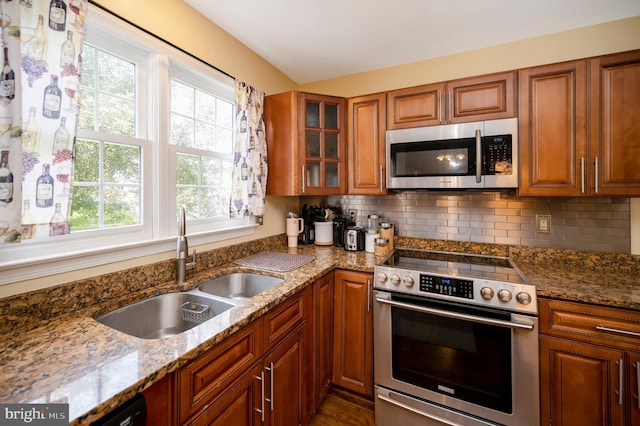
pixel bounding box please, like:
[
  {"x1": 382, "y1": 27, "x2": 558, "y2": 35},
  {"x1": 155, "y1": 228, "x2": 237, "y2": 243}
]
[{"x1": 379, "y1": 248, "x2": 526, "y2": 284}]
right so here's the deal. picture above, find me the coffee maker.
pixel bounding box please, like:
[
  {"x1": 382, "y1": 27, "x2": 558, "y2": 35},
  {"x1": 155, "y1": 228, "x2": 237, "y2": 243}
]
[{"x1": 333, "y1": 217, "x2": 348, "y2": 247}]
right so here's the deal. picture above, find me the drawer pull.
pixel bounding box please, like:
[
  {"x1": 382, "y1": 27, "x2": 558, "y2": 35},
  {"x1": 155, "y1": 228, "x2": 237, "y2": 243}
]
[
  {"x1": 595, "y1": 325, "x2": 640, "y2": 338},
  {"x1": 617, "y1": 359, "x2": 623, "y2": 405},
  {"x1": 255, "y1": 371, "x2": 265, "y2": 422},
  {"x1": 635, "y1": 362, "x2": 640, "y2": 410}
]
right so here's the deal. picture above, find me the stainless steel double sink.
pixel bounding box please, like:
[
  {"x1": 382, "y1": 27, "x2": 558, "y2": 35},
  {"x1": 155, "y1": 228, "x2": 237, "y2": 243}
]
[{"x1": 95, "y1": 272, "x2": 283, "y2": 339}]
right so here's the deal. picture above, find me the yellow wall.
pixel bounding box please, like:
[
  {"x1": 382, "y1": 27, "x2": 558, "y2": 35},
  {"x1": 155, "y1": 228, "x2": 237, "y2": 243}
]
[
  {"x1": 299, "y1": 16, "x2": 640, "y2": 97},
  {"x1": 91, "y1": 0, "x2": 297, "y2": 95}
]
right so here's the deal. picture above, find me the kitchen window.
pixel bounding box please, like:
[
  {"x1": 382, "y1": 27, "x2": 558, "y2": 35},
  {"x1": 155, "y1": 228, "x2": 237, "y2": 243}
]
[{"x1": 0, "y1": 5, "x2": 256, "y2": 285}]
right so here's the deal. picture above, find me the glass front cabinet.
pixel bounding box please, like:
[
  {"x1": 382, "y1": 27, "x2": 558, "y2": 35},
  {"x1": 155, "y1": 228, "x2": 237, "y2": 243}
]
[{"x1": 265, "y1": 91, "x2": 346, "y2": 195}]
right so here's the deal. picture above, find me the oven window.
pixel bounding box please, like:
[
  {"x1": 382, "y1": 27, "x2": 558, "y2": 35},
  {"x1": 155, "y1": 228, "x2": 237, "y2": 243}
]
[
  {"x1": 390, "y1": 138, "x2": 475, "y2": 177},
  {"x1": 391, "y1": 302, "x2": 512, "y2": 413}
]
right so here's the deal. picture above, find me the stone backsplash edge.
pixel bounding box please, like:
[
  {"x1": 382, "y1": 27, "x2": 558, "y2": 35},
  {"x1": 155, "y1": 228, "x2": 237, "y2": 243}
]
[{"x1": 0, "y1": 234, "x2": 286, "y2": 335}]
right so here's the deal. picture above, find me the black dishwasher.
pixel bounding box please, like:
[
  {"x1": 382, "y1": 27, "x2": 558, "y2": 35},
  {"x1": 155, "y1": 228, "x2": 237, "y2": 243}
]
[{"x1": 91, "y1": 394, "x2": 146, "y2": 426}]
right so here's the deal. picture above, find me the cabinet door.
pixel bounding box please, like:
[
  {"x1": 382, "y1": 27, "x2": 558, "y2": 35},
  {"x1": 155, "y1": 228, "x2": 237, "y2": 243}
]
[
  {"x1": 589, "y1": 50, "x2": 640, "y2": 196},
  {"x1": 264, "y1": 91, "x2": 300, "y2": 195},
  {"x1": 299, "y1": 93, "x2": 347, "y2": 195},
  {"x1": 387, "y1": 82, "x2": 445, "y2": 129},
  {"x1": 264, "y1": 327, "x2": 305, "y2": 426},
  {"x1": 540, "y1": 336, "x2": 625, "y2": 426},
  {"x1": 332, "y1": 269, "x2": 373, "y2": 398},
  {"x1": 447, "y1": 72, "x2": 516, "y2": 124},
  {"x1": 519, "y1": 60, "x2": 587, "y2": 196},
  {"x1": 142, "y1": 373, "x2": 175, "y2": 426},
  {"x1": 314, "y1": 272, "x2": 334, "y2": 409},
  {"x1": 187, "y1": 364, "x2": 263, "y2": 426},
  {"x1": 177, "y1": 320, "x2": 262, "y2": 424},
  {"x1": 629, "y1": 352, "x2": 640, "y2": 426},
  {"x1": 348, "y1": 93, "x2": 387, "y2": 195}
]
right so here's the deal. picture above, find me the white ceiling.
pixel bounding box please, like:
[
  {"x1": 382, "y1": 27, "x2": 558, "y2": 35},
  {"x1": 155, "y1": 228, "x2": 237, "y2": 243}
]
[{"x1": 185, "y1": 0, "x2": 640, "y2": 84}]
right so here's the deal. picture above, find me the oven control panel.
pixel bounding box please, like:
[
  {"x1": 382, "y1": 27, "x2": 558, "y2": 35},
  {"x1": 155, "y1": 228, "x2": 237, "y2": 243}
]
[
  {"x1": 374, "y1": 266, "x2": 538, "y2": 315},
  {"x1": 420, "y1": 275, "x2": 473, "y2": 299}
]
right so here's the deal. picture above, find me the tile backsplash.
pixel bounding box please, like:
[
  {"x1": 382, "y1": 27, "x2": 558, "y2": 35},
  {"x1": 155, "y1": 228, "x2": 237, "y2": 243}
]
[{"x1": 325, "y1": 192, "x2": 631, "y2": 254}]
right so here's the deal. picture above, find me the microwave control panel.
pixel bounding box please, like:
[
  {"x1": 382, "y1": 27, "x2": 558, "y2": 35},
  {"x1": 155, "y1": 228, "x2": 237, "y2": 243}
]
[{"x1": 482, "y1": 135, "x2": 512, "y2": 175}]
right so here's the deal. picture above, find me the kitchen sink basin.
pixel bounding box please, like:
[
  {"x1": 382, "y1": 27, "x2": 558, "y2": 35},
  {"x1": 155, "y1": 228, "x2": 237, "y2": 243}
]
[
  {"x1": 198, "y1": 272, "x2": 283, "y2": 301},
  {"x1": 95, "y1": 292, "x2": 235, "y2": 339}
]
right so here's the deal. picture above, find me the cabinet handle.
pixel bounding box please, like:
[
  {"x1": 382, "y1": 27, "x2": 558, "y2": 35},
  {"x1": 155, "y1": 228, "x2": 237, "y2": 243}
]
[
  {"x1": 301, "y1": 166, "x2": 305, "y2": 193},
  {"x1": 475, "y1": 129, "x2": 482, "y2": 184},
  {"x1": 617, "y1": 359, "x2": 623, "y2": 405},
  {"x1": 448, "y1": 91, "x2": 453, "y2": 123},
  {"x1": 635, "y1": 362, "x2": 640, "y2": 410},
  {"x1": 594, "y1": 156, "x2": 599, "y2": 193},
  {"x1": 595, "y1": 325, "x2": 640, "y2": 338},
  {"x1": 580, "y1": 157, "x2": 585, "y2": 194},
  {"x1": 379, "y1": 165, "x2": 384, "y2": 193},
  {"x1": 255, "y1": 371, "x2": 265, "y2": 422},
  {"x1": 367, "y1": 279, "x2": 371, "y2": 312},
  {"x1": 265, "y1": 363, "x2": 274, "y2": 411},
  {"x1": 438, "y1": 92, "x2": 443, "y2": 124}
]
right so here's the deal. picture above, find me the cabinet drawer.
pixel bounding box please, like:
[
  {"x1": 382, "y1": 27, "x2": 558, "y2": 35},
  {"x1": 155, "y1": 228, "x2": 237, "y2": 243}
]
[
  {"x1": 264, "y1": 290, "x2": 307, "y2": 353},
  {"x1": 540, "y1": 299, "x2": 640, "y2": 350},
  {"x1": 177, "y1": 320, "x2": 263, "y2": 424}
]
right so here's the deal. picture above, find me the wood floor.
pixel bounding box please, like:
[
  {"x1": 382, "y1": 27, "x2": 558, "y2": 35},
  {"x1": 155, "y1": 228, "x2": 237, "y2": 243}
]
[{"x1": 309, "y1": 388, "x2": 375, "y2": 426}]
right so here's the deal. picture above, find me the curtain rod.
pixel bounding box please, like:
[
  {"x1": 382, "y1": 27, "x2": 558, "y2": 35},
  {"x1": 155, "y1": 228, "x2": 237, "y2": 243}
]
[{"x1": 87, "y1": 0, "x2": 236, "y2": 81}]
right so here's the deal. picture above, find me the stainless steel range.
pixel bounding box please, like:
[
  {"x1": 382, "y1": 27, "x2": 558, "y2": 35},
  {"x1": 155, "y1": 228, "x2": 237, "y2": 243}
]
[{"x1": 373, "y1": 249, "x2": 539, "y2": 426}]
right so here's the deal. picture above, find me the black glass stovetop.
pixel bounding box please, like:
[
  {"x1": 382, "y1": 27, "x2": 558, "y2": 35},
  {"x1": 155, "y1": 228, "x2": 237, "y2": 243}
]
[{"x1": 381, "y1": 249, "x2": 525, "y2": 284}]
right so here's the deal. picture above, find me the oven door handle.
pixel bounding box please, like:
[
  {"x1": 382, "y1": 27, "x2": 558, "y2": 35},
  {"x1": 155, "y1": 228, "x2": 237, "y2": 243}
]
[
  {"x1": 377, "y1": 393, "x2": 462, "y2": 426},
  {"x1": 375, "y1": 296, "x2": 535, "y2": 331}
]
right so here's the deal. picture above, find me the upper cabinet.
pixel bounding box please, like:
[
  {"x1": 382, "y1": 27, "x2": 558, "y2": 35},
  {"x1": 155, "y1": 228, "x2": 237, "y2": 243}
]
[
  {"x1": 589, "y1": 50, "x2": 640, "y2": 196},
  {"x1": 519, "y1": 50, "x2": 640, "y2": 197},
  {"x1": 264, "y1": 92, "x2": 347, "y2": 196},
  {"x1": 347, "y1": 93, "x2": 387, "y2": 195},
  {"x1": 518, "y1": 60, "x2": 588, "y2": 196},
  {"x1": 386, "y1": 71, "x2": 516, "y2": 129}
]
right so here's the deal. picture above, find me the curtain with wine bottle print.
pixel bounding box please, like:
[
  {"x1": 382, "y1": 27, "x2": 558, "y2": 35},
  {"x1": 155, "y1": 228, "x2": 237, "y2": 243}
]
[
  {"x1": 0, "y1": 0, "x2": 87, "y2": 245},
  {"x1": 230, "y1": 81, "x2": 268, "y2": 219}
]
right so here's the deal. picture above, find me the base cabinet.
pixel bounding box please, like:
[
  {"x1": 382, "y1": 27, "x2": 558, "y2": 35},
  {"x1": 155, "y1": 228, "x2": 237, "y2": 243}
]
[
  {"x1": 175, "y1": 286, "x2": 311, "y2": 426},
  {"x1": 313, "y1": 272, "x2": 334, "y2": 410},
  {"x1": 539, "y1": 299, "x2": 640, "y2": 426},
  {"x1": 332, "y1": 269, "x2": 373, "y2": 398}
]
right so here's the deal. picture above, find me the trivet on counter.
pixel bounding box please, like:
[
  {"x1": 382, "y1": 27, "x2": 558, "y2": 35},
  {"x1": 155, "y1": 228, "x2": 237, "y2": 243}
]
[{"x1": 234, "y1": 251, "x2": 316, "y2": 272}]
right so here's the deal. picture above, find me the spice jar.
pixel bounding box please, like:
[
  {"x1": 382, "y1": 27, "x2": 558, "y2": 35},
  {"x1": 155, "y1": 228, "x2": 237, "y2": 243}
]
[
  {"x1": 374, "y1": 237, "x2": 390, "y2": 257},
  {"x1": 379, "y1": 222, "x2": 394, "y2": 252}
]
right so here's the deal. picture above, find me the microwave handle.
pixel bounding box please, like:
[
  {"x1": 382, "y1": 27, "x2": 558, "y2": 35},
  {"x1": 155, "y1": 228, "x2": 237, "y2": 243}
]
[{"x1": 475, "y1": 129, "x2": 482, "y2": 183}]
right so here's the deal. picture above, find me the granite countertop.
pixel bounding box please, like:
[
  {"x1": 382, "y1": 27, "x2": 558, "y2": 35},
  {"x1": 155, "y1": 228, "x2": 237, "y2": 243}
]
[{"x1": 0, "y1": 240, "x2": 638, "y2": 425}]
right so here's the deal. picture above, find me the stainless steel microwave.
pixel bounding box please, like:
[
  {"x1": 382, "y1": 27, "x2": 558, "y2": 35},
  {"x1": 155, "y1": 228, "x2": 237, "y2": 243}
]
[{"x1": 386, "y1": 117, "x2": 518, "y2": 190}]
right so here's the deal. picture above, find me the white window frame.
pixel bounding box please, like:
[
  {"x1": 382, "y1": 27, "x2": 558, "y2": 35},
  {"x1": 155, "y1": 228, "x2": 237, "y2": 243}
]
[{"x1": 0, "y1": 5, "x2": 257, "y2": 285}]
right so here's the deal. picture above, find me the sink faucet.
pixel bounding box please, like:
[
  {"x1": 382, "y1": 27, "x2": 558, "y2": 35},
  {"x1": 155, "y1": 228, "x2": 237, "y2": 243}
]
[{"x1": 176, "y1": 205, "x2": 196, "y2": 283}]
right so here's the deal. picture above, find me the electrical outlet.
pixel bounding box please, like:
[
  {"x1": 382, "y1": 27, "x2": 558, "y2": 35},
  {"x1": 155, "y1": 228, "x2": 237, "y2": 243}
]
[
  {"x1": 347, "y1": 209, "x2": 357, "y2": 223},
  {"x1": 536, "y1": 215, "x2": 551, "y2": 234}
]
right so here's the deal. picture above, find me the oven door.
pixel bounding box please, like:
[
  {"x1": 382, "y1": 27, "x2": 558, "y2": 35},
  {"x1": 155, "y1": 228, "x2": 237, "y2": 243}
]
[{"x1": 373, "y1": 290, "x2": 539, "y2": 426}]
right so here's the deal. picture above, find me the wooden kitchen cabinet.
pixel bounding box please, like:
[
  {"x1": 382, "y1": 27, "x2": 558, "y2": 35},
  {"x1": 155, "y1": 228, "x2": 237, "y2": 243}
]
[
  {"x1": 142, "y1": 373, "x2": 175, "y2": 426},
  {"x1": 347, "y1": 93, "x2": 387, "y2": 195},
  {"x1": 188, "y1": 364, "x2": 263, "y2": 426},
  {"x1": 519, "y1": 49, "x2": 640, "y2": 197},
  {"x1": 332, "y1": 269, "x2": 373, "y2": 399},
  {"x1": 177, "y1": 320, "x2": 263, "y2": 424},
  {"x1": 386, "y1": 71, "x2": 516, "y2": 129},
  {"x1": 177, "y1": 286, "x2": 312, "y2": 425},
  {"x1": 313, "y1": 272, "x2": 334, "y2": 410},
  {"x1": 589, "y1": 50, "x2": 640, "y2": 196},
  {"x1": 518, "y1": 60, "x2": 588, "y2": 196},
  {"x1": 264, "y1": 91, "x2": 347, "y2": 195},
  {"x1": 539, "y1": 298, "x2": 640, "y2": 426}
]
